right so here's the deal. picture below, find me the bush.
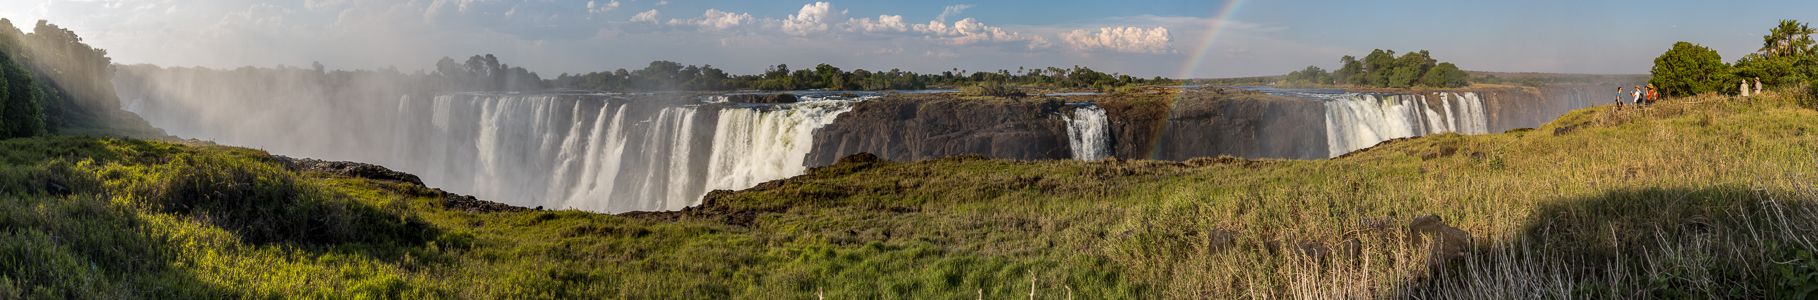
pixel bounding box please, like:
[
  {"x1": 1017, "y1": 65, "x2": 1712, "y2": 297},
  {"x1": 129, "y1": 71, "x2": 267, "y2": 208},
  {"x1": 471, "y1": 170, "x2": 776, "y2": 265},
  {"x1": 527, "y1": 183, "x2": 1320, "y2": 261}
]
[
  {"x1": 0, "y1": 53, "x2": 46, "y2": 139},
  {"x1": 1650, "y1": 41, "x2": 1735, "y2": 97},
  {"x1": 1423, "y1": 62, "x2": 1470, "y2": 88}
]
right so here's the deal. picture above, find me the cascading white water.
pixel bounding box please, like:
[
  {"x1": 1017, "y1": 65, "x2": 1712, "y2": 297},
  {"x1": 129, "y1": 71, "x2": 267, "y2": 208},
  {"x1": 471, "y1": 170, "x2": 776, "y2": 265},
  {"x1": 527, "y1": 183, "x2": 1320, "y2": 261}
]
[
  {"x1": 1322, "y1": 92, "x2": 1489, "y2": 158},
  {"x1": 130, "y1": 88, "x2": 864, "y2": 213},
  {"x1": 702, "y1": 98, "x2": 858, "y2": 194},
  {"x1": 1061, "y1": 105, "x2": 1112, "y2": 161}
]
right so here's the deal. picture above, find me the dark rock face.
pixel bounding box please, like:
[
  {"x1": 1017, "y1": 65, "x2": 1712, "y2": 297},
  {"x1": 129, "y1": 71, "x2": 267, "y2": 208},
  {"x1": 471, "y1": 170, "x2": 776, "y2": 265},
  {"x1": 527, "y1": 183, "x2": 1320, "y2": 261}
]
[
  {"x1": 273, "y1": 155, "x2": 425, "y2": 186},
  {"x1": 804, "y1": 90, "x2": 1330, "y2": 165},
  {"x1": 804, "y1": 94, "x2": 1072, "y2": 166},
  {"x1": 1102, "y1": 89, "x2": 1329, "y2": 161},
  {"x1": 1472, "y1": 85, "x2": 1605, "y2": 133}
]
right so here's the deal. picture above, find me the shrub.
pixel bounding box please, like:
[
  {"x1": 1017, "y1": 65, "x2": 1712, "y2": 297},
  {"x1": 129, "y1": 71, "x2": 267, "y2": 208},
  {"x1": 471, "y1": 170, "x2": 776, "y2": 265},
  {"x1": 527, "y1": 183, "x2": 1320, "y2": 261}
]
[
  {"x1": 0, "y1": 53, "x2": 46, "y2": 139},
  {"x1": 1650, "y1": 41, "x2": 1735, "y2": 97},
  {"x1": 1423, "y1": 62, "x2": 1470, "y2": 88}
]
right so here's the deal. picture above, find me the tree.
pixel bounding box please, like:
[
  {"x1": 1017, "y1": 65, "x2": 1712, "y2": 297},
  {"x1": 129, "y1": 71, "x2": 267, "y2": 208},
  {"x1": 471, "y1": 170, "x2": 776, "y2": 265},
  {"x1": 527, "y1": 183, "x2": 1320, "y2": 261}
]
[
  {"x1": 1286, "y1": 66, "x2": 1327, "y2": 85},
  {"x1": 1650, "y1": 41, "x2": 1734, "y2": 97},
  {"x1": 1385, "y1": 52, "x2": 1429, "y2": 88},
  {"x1": 1761, "y1": 20, "x2": 1815, "y2": 58},
  {"x1": 1363, "y1": 49, "x2": 1397, "y2": 86},
  {"x1": 1423, "y1": 62, "x2": 1470, "y2": 88},
  {"x1": 0, "y1": 53, "x2": 45, "y2": 138},
  {"x1": 1333, "y1": 55, "x2": 1363, "y2": 85}
]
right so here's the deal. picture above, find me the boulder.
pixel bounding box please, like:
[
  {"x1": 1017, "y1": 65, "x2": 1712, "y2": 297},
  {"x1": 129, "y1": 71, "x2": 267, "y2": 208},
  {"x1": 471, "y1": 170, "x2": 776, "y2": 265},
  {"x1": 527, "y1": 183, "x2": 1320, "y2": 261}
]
[{"x1": 1406, "y1": 214, "x2": 1471, "y2": 270}]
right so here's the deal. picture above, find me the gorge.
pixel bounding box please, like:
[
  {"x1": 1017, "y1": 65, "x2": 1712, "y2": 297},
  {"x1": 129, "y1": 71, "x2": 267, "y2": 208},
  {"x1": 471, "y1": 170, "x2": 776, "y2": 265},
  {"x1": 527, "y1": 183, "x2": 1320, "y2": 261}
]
[{"x1": 117, "y1": 69, "x2": 1603, "y2": 213}]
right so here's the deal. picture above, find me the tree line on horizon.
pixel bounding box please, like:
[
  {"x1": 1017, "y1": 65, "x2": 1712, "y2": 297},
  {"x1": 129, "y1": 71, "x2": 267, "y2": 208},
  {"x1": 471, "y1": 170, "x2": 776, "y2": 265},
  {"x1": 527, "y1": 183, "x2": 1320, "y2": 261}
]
[
  {"x1": 1650, "y1": 19, "x2": 1818, "y2": 99},
  {"x1": 547, "y1": 62, "x2": 1170, "y2": 92},
  {"x1": 1281, "y1": 49, "x2": 1470, "y2": 89}
]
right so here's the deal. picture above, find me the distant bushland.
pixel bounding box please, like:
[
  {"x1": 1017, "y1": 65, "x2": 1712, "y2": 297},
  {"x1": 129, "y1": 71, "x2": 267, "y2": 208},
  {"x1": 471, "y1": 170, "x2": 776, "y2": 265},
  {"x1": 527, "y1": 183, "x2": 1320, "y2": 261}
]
[{"x1": 549, "y1": 62, "x2": 1171, "y2": 92}]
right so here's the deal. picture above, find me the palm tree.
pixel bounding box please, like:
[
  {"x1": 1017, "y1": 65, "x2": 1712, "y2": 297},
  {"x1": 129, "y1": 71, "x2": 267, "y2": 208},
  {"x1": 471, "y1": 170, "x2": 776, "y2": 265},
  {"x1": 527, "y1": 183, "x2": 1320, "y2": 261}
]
[{"x1": 1760, "y1": 20, "x2": 1816, "y2": 57}]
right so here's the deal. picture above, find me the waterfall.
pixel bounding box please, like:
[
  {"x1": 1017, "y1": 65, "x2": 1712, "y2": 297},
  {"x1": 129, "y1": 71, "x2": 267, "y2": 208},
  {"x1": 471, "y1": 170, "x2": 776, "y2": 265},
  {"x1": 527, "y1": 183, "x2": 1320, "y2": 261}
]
[
  {"x1": 1061, "y1": 105, "x2": 1111, "y2": 161},
  {"x1": 1322, "y1": 92, "x2": 1489, "y2": 158},
  {"x1": 703, "y1": 98, "x2": 858, "y2": 193}
]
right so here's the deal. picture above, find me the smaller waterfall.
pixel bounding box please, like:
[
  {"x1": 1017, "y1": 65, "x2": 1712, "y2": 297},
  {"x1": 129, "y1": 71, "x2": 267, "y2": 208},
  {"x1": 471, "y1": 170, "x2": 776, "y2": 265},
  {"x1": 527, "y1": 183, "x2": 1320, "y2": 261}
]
[
  {"x1": 702, "y1": 96, "x2": 865, "y2": 195},
  {"x1": 1061, "y1": 104, "x2": 1112, "y2": 161},
  {"x1": 1322, "y1": 92, "x2": 1490, "y2": 157}
]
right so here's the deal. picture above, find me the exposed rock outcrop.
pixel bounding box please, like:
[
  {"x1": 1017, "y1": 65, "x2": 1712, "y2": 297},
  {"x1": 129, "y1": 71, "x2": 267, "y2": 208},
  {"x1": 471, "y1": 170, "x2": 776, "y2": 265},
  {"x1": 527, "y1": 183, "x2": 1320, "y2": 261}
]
[{"x1": 273, "y1": 155, "x2": 424, "y2": 186}]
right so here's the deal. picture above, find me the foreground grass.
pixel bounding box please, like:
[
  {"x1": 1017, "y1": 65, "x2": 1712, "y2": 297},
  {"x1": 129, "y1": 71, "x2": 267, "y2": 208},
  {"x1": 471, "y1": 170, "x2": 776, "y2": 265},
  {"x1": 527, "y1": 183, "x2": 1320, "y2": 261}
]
[{"x1": 2, "y1": 90, "x2": 1817, "y2": 299}]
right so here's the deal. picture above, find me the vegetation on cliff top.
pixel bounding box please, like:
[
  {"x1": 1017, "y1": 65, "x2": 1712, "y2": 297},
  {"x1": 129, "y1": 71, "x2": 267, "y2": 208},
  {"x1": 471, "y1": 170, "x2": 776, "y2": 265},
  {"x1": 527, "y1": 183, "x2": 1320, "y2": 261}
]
[
  {"x1": 1281, "y1": 49, "x2": 1470, "y2": 89},
  {"x1": 3, "y1": 86, "x2": 1817, "y2": 298},
  {"x1": 1651, "y1": 20, "x2": 1818, "y2": 100}
]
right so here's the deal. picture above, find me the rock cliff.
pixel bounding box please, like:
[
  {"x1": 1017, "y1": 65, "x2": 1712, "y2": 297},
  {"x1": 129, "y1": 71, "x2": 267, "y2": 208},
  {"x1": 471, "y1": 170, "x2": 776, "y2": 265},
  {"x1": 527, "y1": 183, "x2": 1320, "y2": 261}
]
[
  {"x1": 1100, "y1": 89, "x2": 1328, "y2": 160},
  {"x1": 804, "y1": 94, "x2": 1072, "y2": 166}
]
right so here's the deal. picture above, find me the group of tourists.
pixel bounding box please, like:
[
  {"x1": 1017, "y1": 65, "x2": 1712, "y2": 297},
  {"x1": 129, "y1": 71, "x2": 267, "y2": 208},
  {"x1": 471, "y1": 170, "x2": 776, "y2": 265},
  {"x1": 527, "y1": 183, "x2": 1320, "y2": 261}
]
[
  {"x1": 1741, "y1": 77, "x2": 1763, "y2": 97},
  {"x1": 1615, "y1": 84, "x2": 1657, "y2": 108}
]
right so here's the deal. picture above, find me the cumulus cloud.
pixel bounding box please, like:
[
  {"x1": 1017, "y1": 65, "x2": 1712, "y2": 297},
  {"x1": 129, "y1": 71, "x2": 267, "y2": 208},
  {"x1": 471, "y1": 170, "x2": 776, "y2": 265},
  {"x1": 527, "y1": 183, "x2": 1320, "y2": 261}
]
[
  {"x1": 630, "y1": 9, "x2": 660, "y2": 22},
  {"x1": 848, "y1": 14, "x2": 909, "y2": 33},
  {"x1": 916, "y1": 18, "x2": 1050, "y2": 49},
  {"x1": 588, "y1": 1, "x2": 620, "y2": 13},
  {"x1": 781, "y1": 2, "x2": 846, "y2": 35},
  {"x1": 655, "y1": 1, "x2": 669, "y2": 5},
  {"x1": 1061, "y1": 26, "x2": 1173, "y2": 54},
  {"x1": 936, "y1": 4, "x2": 972, "y2": 23},
  {"x1": 666, "y1": 9, "x2": 753, "y2": 31}
]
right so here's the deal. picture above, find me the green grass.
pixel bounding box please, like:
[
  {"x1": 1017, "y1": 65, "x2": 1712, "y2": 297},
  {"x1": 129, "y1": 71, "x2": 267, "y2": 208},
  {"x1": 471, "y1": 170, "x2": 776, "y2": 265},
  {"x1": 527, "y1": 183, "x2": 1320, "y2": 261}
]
[{"x1": 2, "y1": 89, "x2": 1817, "y2": 298}]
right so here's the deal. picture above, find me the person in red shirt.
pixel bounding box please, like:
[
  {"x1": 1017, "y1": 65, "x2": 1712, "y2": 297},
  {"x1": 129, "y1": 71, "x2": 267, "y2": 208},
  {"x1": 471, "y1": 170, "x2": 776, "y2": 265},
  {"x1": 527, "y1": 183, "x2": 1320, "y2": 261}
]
[{"x1": 1646, "y1": 84, "x2": 1657, "y2": 105}]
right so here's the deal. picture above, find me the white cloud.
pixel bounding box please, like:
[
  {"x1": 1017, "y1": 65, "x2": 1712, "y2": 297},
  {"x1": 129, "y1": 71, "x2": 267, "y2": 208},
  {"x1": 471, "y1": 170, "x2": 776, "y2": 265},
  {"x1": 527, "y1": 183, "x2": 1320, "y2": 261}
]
[
  {"x1": 588, "y1": 1, "x2": 620, "y2": 13},
  {"x1": 781, "y1": 2, "x2": 846, "y2": 35},
  {"x1": 936, "y1": 4, "x2": 972, "y2": 23},
  {"x1": 1061, "y1": 26, "x2": 1173, "y2": 54},
  {"x1": 916, "y1": 18, "x2": 1049, "y2": 49},
  {"x1": 655, "y1": 1, "x2": 669, "y2": 6},
  {"x1": 849, "y1": 14, "x2": 908, "y2": 33},
  {"x1": 630, "y1": 9, "x2": 660, "y2": 22},
  {"x1": 304, "y1": 0, "x2": 351, "y2": 12},
  {"x1": 666, "y1": 9, "x2": 752, "y2": 31}
]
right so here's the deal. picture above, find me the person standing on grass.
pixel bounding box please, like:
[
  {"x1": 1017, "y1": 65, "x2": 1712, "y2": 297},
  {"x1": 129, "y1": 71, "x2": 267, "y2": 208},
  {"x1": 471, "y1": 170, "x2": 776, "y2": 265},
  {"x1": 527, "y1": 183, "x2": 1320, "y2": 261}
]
[
  {"x1": 1633, "y1": 86, "x2": 1644, "y2": 104},
  {"x1": 1755, "y1": 77, "x2": 1763, "y2": 95},
  {"x1": 1621, "y1": 86, "x2": 1636, "y2": 109},
  {"x1": 1647, "y1": 84, "x2": 1657, "y2": 105}
]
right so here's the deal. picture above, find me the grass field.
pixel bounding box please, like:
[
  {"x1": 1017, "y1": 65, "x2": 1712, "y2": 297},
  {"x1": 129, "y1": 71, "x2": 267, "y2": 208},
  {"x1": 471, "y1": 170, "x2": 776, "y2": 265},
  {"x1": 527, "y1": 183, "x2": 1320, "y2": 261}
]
[{"x1": 2, "y1": 88, "x2": 1816, "y2": 299}]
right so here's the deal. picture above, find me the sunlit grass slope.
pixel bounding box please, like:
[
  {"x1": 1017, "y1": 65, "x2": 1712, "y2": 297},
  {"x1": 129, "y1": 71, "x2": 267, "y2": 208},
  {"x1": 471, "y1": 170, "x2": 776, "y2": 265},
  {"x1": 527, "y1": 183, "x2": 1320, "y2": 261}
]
[{"x1": 2, "y1": 89, "x2": 1817, "y2": 299}]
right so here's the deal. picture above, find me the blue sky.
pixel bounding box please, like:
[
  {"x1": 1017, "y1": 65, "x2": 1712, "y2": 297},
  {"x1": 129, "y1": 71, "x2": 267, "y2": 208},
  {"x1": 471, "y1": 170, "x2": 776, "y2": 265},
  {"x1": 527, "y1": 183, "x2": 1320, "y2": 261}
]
[{"x1": 2, "y1": 0, "x2": 1810, "y2": 78}]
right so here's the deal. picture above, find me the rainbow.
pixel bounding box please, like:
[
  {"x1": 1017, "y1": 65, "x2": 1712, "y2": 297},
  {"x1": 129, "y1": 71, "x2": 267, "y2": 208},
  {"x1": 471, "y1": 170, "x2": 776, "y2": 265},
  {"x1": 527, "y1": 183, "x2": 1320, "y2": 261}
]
[
  {"x1": 1176, "y1": 0, "x2": 1250, "y2": 80},
  {"x1": 1145, "y1": 0, "x2": 1249, "y2": 159}
]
